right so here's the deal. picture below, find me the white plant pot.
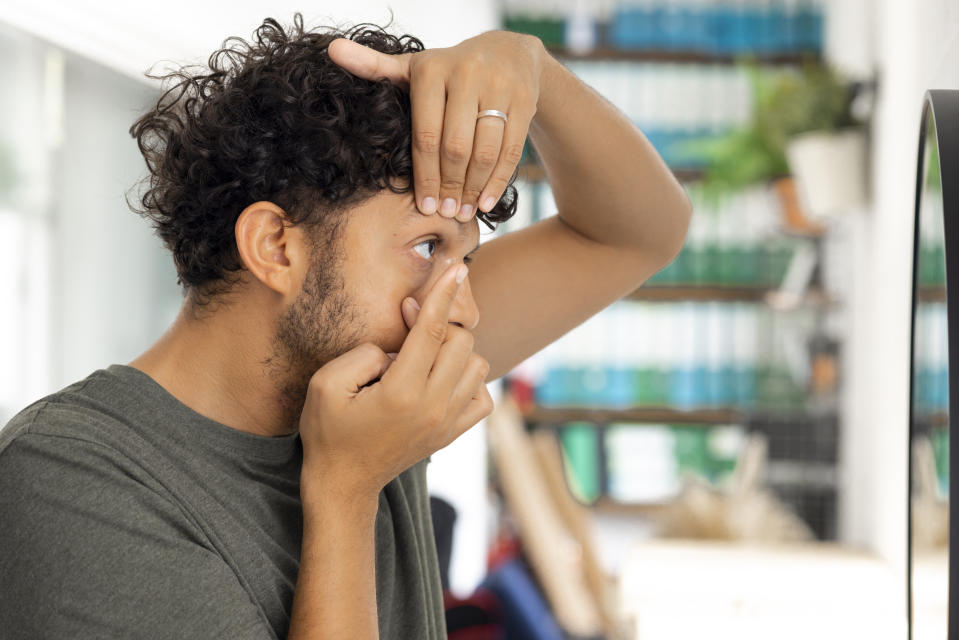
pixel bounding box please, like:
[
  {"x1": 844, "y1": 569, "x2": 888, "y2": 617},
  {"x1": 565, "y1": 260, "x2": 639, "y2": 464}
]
[{"x1": 785, "y1": 128, "x2": 868, "y2": 222}]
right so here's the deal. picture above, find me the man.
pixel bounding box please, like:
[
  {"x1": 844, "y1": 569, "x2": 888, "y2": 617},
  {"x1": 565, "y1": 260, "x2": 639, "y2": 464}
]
[{"x1": 0, "y1": 13, "x2": 690, "y2": 640}]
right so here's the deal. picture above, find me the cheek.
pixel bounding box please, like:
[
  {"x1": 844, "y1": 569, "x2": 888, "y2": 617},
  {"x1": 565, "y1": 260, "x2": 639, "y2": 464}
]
[
  {"x1": 365, "y1": 281, "x2": 423, "y2": 353},
  {"x1": 351, "y1": 252, "x2": 433, "y2": 351}
]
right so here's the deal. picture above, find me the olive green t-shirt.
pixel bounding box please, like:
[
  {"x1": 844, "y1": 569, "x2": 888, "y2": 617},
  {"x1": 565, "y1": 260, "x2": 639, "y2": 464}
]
[{"x1": 0, "y1": 364, "x2": 445, "y2": 639}]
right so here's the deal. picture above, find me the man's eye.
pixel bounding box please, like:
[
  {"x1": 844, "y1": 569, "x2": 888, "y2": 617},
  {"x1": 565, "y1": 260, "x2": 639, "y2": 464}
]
[{"x1": 413, "y1": 239, "x2": 437, "y2": 260}]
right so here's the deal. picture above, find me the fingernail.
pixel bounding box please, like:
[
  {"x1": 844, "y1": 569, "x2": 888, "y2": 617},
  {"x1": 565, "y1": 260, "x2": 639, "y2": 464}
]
[
  {"x1": 481, "y1": 196, "x2": 496, "y2": 211},
  {"x1": 407, "y1": 297, "x2": 421, "y2": 311},
  {"x1": 459, "y1": 203, "x2": 473, "y2": 218},
  {"x1": 440, "y1": 198, "x2": 457, "y2": 216},
  {"x1": 455, "y1": 265, "x2": 468, "y2": 284},
  {"x1": 422, "y1": 197, "x2": 437, "y2": 214},
  {"x1": 386, "y1": 352, "x2": 398, "y2": 360}
]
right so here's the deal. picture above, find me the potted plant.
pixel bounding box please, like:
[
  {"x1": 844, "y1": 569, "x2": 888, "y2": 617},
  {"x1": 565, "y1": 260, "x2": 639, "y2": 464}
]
[
  {"x1": 683, "y1": 62, "x2": 869, "y2": 231},
  {"x1": 773, "y1": 62, "x2": 868, "y2": 222}
]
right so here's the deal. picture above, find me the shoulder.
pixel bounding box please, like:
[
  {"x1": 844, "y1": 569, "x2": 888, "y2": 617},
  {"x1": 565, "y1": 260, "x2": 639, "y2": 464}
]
[
  {"x1": 0, "y1": 370, "x2": 273, "y2": 639},
  {"x1": 0, "y1": 368, "x2": 178, "y2": 524},
  {"x1": 1, "y1": 366, "x2": 154, "y2": 462}
]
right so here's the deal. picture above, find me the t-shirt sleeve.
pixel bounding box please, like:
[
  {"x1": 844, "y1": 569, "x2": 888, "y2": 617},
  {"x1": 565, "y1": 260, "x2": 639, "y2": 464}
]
[{"x1": 0, "y1": 432, "x2": 274, "y2": 640}]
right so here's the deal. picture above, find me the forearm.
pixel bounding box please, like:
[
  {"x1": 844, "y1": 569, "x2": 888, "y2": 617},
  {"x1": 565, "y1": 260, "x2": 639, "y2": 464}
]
[
  {"x1": 527, "y1": 45, "x2": 692, "y2": 261},
  {"x1": 288, "y1": 477, "x2": 380, "y2": 640}
]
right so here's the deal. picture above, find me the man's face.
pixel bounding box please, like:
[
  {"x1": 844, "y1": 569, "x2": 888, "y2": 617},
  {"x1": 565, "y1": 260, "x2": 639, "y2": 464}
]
[{"x1": 268, "y1": 188, "x2": 482, "y2": 408}]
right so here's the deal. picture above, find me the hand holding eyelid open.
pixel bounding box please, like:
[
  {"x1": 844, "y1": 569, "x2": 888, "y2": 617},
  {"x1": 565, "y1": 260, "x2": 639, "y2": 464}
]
[{"x1": 327, "y1": 32, "x2": 545, "y2": 221}]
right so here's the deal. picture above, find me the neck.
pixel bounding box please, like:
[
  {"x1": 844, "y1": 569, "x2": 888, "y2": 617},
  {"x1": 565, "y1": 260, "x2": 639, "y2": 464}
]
[{"x1": 129, "y1": 293, "x2": 302, "y2": 438}]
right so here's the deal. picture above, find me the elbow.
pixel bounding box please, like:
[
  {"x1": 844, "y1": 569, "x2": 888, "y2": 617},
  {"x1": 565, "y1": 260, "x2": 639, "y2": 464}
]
[{"x1": 651, "y1": 191, "x2": 693, "y2": 268}]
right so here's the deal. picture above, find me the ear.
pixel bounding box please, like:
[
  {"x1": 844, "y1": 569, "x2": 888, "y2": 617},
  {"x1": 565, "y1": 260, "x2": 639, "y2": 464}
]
[{"x1": 234, "y1": 201, "x2": 309, "y2": 298}]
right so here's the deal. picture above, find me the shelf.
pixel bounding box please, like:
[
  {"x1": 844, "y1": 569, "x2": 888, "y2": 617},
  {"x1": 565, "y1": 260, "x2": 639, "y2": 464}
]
[
  {"x1": 515, "y1": 402, "x2": 840, "y2": 426},
  {"x1": 522, "y1": 405, "x2": 743, "y2": 425},
  {"x1": 623, "y1": 286, "x2": 838, "y2": 308},
  {"x1": 628, "y1": 286, "x2": 769, "y2": 302},
  {"x1": 517, "y1": 162, "x2": 704, "y2": 184},
  {"x1": 590, "y1": 498, "x2": 670, "y2": 516},
  {"x1": 765, "y1": 461, "x2": 839, "y2": 489},
  {"x1": 546, "y1": 46, "x2": 820, "y2": 66},
  {"x1": 917, "y1": 286, "x2": 946, "y2": 303},
  {"x1": 914, "y1": 411, "x2": 949, "y2": 428}
]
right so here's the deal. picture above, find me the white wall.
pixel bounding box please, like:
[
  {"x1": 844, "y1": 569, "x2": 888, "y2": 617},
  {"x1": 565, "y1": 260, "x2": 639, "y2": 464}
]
[
  {"x1": 0, "y1": 0, "x2": 500, "y2": 85},
  {"x1": 53, "y1": 51, "x2": 182, "y2": 386},
  {"x1": 840, "y1": 0, "x2": 959, "y2": 606}
]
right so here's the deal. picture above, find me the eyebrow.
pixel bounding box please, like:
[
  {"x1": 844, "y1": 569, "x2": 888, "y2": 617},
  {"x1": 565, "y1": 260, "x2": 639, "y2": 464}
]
[{"x1": 400, "y1": 208, "x2": 481, "y2": 254}]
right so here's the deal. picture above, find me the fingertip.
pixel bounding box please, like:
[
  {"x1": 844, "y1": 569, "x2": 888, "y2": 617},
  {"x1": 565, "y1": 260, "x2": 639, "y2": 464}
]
[
  {"x1": 439, "y1": 197, "x2": 458, "y2": 217},
  {"x1": 327, "y1": 37, "x2": 349, "y2": 55}
]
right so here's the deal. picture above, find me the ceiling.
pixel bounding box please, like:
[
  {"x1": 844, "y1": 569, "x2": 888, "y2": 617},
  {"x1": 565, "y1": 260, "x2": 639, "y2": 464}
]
[{"x1": 0, "y1": 0, "x2": 499, "y2": 85}]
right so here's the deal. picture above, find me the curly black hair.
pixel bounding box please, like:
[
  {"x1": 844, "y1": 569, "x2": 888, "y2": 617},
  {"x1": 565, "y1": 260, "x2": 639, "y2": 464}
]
[{"x1": 129, "y1": 13, "x2": 519, "y2": 302}]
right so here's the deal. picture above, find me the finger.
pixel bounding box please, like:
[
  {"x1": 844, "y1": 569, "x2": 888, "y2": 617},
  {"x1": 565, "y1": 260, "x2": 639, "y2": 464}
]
[
  {"x1": 424, "y1": 325, "x2": 475, "y2": 407},
  {"x1": 410, "y1": 61, "x2": 446, "y2": 215},
  {"x1": 442, "y1": 377, "x2": 494, "y2": 448},
  {"x1": 309, "y1": 342, "x2": 393, "y2": 396},
  {"x1": 401, "y1": 296, "x2": 421, "y2": 330},
  {"x1": 327, "y1": 38, "x2": 412, "y2": 88},
  {"x1": 477, "y1": 103, "x2": 536, "y2": 214},
  {"x1": 438, "y1": 352, "x2": 489, "y2": 422},
  {"x1": 458, "y1": 109, "x2": 507, "y2": 221},
  {"x1": 383, "y1": 263, "x2": 468, "y2": 386},
  {"x1": 436, "y1": 76, "x2": 480, "y2": 218}
]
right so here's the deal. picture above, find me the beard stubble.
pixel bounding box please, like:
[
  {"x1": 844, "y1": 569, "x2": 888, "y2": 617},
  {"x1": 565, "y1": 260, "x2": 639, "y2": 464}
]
[{"x1": 265, "y1": 227, "x2": 367, "y2": 433}]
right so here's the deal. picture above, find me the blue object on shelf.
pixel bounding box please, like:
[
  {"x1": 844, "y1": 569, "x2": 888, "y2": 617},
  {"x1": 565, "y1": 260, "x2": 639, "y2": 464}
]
[
  {"x1": 669, "y1": 366, "x2": 702, "y2": 410},
  {"x1": 537, "y1": 368, "x2": 572, "y2": 406},
  {"x1": 660, "y1": 3, "x2": 688, "y2": 50},
  {"x1": 706, "y1": 364, "x2": 735, "y2": 407},
  {"x1": 580, "y1": 365, "x2": 609, "y2": 404},
  {"x1": 605, "y1": 366, "x2": 637, "y2": 407},
  {"x1": 732, "y1": 365, "x2": 758, "y2": 409}
]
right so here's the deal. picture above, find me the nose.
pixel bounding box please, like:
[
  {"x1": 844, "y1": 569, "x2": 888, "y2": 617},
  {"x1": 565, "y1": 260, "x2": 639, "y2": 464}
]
[{"x1": 449, "y1": 273, "x2": 480, "y2": 331}]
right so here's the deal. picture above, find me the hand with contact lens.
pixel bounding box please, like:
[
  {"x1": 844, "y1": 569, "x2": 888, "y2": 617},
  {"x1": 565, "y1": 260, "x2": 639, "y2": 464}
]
[{"x1": 296, "y1": 261, "x2": 492, "y2": 502}]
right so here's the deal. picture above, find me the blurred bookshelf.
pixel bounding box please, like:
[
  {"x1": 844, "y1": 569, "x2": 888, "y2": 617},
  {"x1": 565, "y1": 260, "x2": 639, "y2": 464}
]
[
  {"x1": 503, "y1": 0, "x2": 825, "y2": 57},
  {"x1": 519, "y1": 162, "x2": 705, "y2": 186},
  {"x1": 544, "y1": 46, "x2": 818, "y2": 66},
  {"x1": 496, "y1": 0, "x2": 841, "y2": 542},
  {"x1": 521, "y1": 406, "x2": 743, "y2": 425}
]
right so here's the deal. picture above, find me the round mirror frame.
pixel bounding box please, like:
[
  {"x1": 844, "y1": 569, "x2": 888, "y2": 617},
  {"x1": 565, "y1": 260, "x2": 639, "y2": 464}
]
[{"x1": 909, "y1": 89, "x2": 959, "y2": 639}]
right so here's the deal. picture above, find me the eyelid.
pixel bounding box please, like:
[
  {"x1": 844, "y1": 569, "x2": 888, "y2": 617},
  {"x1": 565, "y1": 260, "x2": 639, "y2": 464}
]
[{"x1": 413, "y1": 235, "x2": 476, "y2": 264}]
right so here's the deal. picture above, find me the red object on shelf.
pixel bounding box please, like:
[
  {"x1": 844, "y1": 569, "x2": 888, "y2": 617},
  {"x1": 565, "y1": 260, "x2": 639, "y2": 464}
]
[
  {"x1": 505, "y1": 376, "x2": 535, "y2": 415},
  {"x1": 486, "y1": 529, "x2": 523, "y2": 572}
]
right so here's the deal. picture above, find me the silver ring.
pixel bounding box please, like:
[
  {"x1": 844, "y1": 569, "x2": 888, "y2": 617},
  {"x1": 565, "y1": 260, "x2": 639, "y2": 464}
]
[{"x1": 477, "y1": 109, "x2": 508, "y2": 123}]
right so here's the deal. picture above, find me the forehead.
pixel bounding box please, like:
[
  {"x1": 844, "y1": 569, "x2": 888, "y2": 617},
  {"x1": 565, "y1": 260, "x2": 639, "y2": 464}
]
[{"x1": 376, "y1": 191, "x2": 481, "y2": 244}]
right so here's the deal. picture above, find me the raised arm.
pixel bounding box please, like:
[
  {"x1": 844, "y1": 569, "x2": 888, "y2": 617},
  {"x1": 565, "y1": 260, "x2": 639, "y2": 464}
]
[
  {"x1": 529, "y1": 49, "x2": 692, "y2": 259},
  {"x1": 467, "y1": 39, "x2": 693, "y2": 380}
]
